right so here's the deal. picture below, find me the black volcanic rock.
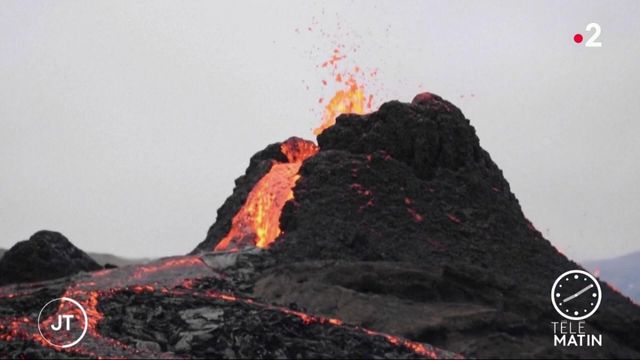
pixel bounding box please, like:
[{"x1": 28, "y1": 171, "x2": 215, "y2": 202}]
[
  {"x1": 0, "y1": 250, "x2": 455, "y2": 359},
  {"x1": 98, "y1": 279, "x2": 449, "y2": 359},
  {"x1": 194, "y1": 93, "x2": 640, "y2": 358},
  {"x1": 278, "y1": 95, "x2": 536, "y2": 267},
  {"x1": 317, "y1": 93, "x2": 480, "y2": 180},
  {"x1": 0, "y1": 231, "x2": 101, "y2": 286}
]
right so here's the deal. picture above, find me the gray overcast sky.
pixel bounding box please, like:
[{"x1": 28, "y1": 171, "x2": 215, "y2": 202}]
[{"x1": 1, "y1": 1, "x2": 639, "y2": 261}]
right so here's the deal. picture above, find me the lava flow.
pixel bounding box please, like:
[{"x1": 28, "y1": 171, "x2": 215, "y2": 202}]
[
  {"x1": 215, "y1": 49, "x2": 376, "y2": 252},
  {"x1": 0, "y1": 48, "x2": 403, "y2": 359},
  {"x1": 214, "y1": 138, "x2": 318, "y2": 251},
  {"x1": 0, "y1": 251, "x2": 450, "y2": 358},
  {"x1": 0, "y1": 256, "x2": 210, "y2": 358}
]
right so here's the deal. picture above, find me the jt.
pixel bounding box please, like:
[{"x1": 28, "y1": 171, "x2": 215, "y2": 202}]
[{"x1": 51, "y1": 315, "x2": 74, "y2": 331}]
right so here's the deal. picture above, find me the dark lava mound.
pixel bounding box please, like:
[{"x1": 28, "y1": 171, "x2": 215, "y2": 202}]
[
  {"x1": 194, "y1": 93, "x2": 640, "y2": 358},
  {"x1": 0, "y1": 231, "x2": 101, "y2": 286}
]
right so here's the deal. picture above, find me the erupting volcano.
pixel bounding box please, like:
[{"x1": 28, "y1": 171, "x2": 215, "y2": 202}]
[
  {"x1": 210, "y1": 48, "x2": 376, "y2": 253},
  {"x1": 191, "y1": 92, "x2": 640, "y2": 358},
  {"x1": 2, "y1": 87, "x2": 640, "y2": 358}
]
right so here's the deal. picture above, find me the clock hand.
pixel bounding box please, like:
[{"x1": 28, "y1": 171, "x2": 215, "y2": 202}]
[{"x1": 563, "y1": 284, "x2": 594, "y2": 303}]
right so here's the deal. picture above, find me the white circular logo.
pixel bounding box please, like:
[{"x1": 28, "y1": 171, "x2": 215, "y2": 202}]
[
  {"x1": 37, "y1": 297, "x2": 88, "y2": 348},
  {"x1": 551, "y1": 270, "x2": 602, "y2": 321}
]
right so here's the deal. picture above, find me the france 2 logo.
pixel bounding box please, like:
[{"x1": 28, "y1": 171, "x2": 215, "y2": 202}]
[{"x1": 573, "y1": 23, "x2": 602, "y2": 47}]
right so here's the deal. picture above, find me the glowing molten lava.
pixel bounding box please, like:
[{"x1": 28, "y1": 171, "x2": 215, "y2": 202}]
[
  {"x1": 313, "y1": 48, "x2": 375, "y2": 136},
  {"x1": 0, "y1": 253, "x2": 449, "y2": 358},
  {"x1": 215, "y1": 138, "x2": 318, "y2": 251},
  {"x1": 314, "y1": 75, "x2": 370, "y2": 136},
  {"x1": 215, "y1": 48, "x2": 377, "y2": 251}
]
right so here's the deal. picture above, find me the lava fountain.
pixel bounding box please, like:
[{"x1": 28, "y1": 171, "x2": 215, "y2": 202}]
[{"x1": 314, "y1": 48, "x2": 375, "y2": 135}]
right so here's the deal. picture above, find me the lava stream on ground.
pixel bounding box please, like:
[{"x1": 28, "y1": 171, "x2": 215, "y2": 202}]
[{"x1": 0, "y1": 252, "x2": 452, "y2": 358}]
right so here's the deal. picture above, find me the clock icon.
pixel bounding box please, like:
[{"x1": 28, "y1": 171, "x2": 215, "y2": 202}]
[{"x1": 551, "y1": 269, "x2": 602, "y2": 321}]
